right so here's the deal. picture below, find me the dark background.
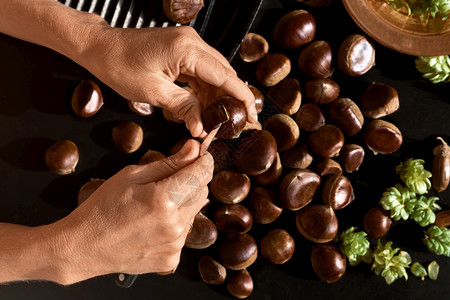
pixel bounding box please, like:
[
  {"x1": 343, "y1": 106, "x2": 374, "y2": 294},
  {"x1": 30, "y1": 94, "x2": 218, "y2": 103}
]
[{"x1": 0, "y1": 0, "x2": 449, "y2": 299}]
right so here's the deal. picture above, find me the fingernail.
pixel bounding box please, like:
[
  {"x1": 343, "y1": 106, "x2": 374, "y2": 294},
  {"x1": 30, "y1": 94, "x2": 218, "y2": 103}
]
[{"x1": 179, "y1": 139, "x2": 195, "y2": 156}]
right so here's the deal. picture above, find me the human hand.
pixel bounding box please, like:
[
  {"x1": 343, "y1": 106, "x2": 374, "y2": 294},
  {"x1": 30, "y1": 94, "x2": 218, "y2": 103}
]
[
  {"x1": 52, "y1": 139, "x2": 213, "y2": 284},
  {"x1": 80, "y1": 25, "x2": 257, "y2": 137}
]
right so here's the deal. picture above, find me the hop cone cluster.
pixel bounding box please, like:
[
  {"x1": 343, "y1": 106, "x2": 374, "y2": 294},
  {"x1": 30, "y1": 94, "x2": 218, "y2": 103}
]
[
  {"x1": 415, "y1": 55, "x2": 450, "y2": 84},
  {"x1": 380, "y1": 184, "x2": 416, "y2": 220},
  {"x1": 424, "y1": 225, "x2": 450, "y2": 256},
  {"x1": 338, "y1": 227, "x2": 372, "y2": 266},
  {"x1": 411, "y1": 196, "x2": 441, "y2": 226},
  {"x1": 371, "y1": 240, "x2": 411, "y2": 285},
  {"x1": 395, "y1": 159, "x2": 432, "y2": 195}
]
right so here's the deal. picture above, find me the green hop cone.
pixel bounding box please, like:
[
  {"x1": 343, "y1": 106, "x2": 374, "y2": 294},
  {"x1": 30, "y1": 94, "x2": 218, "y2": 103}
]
[
  {"x1": 411, "y1": 262, "x2": 427, "y2": 280},
  {"x1": 423, "y1": 225, "x2": 450, "y2": 256},
  {"x1": 338, "y1": 227, "x2": 372, "y2": 266},
  {"x1": 415, "y1": 55, "x2": 450, "y2": 84},
  {"x1": 380, "y1": 184, "x2": 416, "y2": 220},
  {"x1": 411, "y1": 196, "x2": 441, "y2": 227},
  {"x1": 395, "y1": 159, "x2": 432, "y2": 195},
  {"x1": 372, "y1": 240, "x2": 411, "y2": 285}
]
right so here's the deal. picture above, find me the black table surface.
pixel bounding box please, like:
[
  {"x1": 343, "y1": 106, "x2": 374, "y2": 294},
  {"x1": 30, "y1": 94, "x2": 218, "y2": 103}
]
[{"x1": 1, "y1": 1, "x2": 449, "y2": 299}]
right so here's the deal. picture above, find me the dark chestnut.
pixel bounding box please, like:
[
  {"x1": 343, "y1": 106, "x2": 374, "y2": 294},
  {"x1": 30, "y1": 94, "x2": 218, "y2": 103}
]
[
  {"x1": 256, "y1": 53, "x2": 291, "y2": 87},
  {"x1": 202, "y1": 95, "x2": 247, "y2": 139},
  {"x1": 45, "y1": 140, "x2": 79, "y2": 175},
  {"x1": 77, "y1": 178, "x2": 105, "y2": 205},
  {"x1": 219, "y1": 233, "x2": 258, "y2": 270},
  {"x1": 432, "y1": 137, "x2": 450, "y2": 192},
  {"x1": 296, "y1": 205, "x2": 338, "y2": 243},
  {"x1": 363, "y1": 119, "x2": 403, "y2": 154},
  {"x1": 280, "y1": 143, "x2": 313, "y2": 169},
  {"x1": 303, "y1": 77, "x2": 340, "y2": 104},
  {"x1": 308, "y1": 124, "x2": 344, "y2": 158},
  {"x1": 267, "y1": 77, "x2": 302, "y2": 115},
  {"x1": 337, "y1": 34, "x2": 375, "y2": 76},
  {"x1": 263, "y1": 113, "x2": 300, "y2": 151},
  {"x1": 185, "y1": 213, "x2": 218, "y2": 249},
  {"x1": 252, "y1": 152, "x2": 283, "y2": 186},
  {"x1": 138, "y1": 150, "x2": 166, "y2": 165},
  {"x1": 363, "y1": 206, "x2": 392, "y2": 238},
  {"x1": 247, "y1": 186, "x2": 282, "y2": 224},
  {"x1": 273, "y1": 10, "x2": 316, "y2": 49},
  {"x1": 214, "y1": 204, "x2": 253, "y2": 234},
  {"x1": 279, "y1": 169, "x2": 321, "y2": 211},
  {"x1": 311, "y1": 243, "x2": 346, "y2": 283},
  {"x1": 128, "y1": 101, "x2": 157, "y2": 116},
  {"x1": 208, "y1": 139, "x2": 233, "y2": 174},
  {"x1": 339, "y1": 144, "x2": 365, "y2": 173},
  {"x1": 227, "y1": 269, "x2": 254, "y2": 299},
  {"x1": 248, "y1": 84, "x2": 265, "y2": 114},
  {"x1": 71, "y1": 80, "x2": 103, "y2": 118},
  {"x1": 260, "y1": 229, "x2": 295, "y2": 264},
  {"x1": 233, "y1": 130, "x2": 278, "y2": 176},
  {"x1": 298, "y1": 40, "x2": 333, "y2": 78},
  {"x1": 162, "y1": 0, "x2": 204, "y2": 24},
  {"x1": 210, "y1": 170, "x2": 251, "y2": 204},
  {"x1": 360, "y1": 82, "x2": 400, "y2": 119},
  {"x1": 315, "y1": 158, "x2": 343, "y2": 177},
  {"x1": 239, "y1": 33, "x2": 269, "y2": 62},
  {"x1": 112, "y1": 122, "x2": 143, "y2": 153},
  {"x1": 328, "y1": 97, "x2": 364, "y2": 136},
  {"x1": 295, "y1": 103, "x2": 325, "y2": 132},
  {"x1": 198, "y1": 256, "x2": 226, "y2": 285},
  {"x1": 322, "y1": 174, "x2": 354, "y2": 210}
]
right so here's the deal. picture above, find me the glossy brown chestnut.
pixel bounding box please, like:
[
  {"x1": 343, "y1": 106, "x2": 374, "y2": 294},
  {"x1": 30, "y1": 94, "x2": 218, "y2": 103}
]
[
  {"x1": 210, "y1": 170, "x2": 251, "y2": 204},
  {"x1": 273, "y1": 10, "x2": 316, "y2": 49},
  {"x1": 303, "y1": 77, "x2": 340, "y2": 104},
  {"x1": 328, "y1": 97, "x2": 364, "y2": 136},
  {"x1": 298, "y1": 40, "x2": 333, "y2": 78},
  {"x1": 185, "y1": 213, "x2": 218, "y2": 249},
  {"x1": 337, "y1": 34, "x2": 375, "y2": 76},
  {"x1": 315, "y1": 158, "x2": 343, "y2": 177},
  {"x1": 239, "y1": 33, "x2": 269, "y2": 62},
  {"x1": 308, "y1": 124, "x2": 344, "y2": 158},
  {"x1": 295, "y1": 103, "x2": 325, "y2": 132},
  {"x1": 311, "y1": 243, "x2": 346, "y2": 283},
  {"x1": 339, "y1": 144, "x2": 365, "y2": 173},
  {"x1": 247, "y1": 186, "x2": 282, "y2": 224},
  {"x1": 255, "y1": 53, "x2": 291, "y2": 87},
  {"x1": 214, "y1": 204, "x2": 253, "y2": 234},
  {"x1": 432, "y1": 137, "x2": 450, "y2": 192},
  {"x1": 45, "y1": 140, "x2": 79, "y2": 175},
  {"x1": 263, "y1": 114, "x2": 300, "y2": 151},
  {"x1": 434, "y1": 209, "x2": 450, "y2": 227},
  {"x1": 260, "y1": 229, "x2": 295, "y2": 264},
  {"x1": 280, "y1": 143, "x2": 313, "y2": 169},
  {"x1": 267, "y1": 77, "x2": 302, "y2": 115},
  {"x1": 198, "y1": 256, "x2": 227, "y2": 285},
  {"x1": 360, "y1": 82, "x2": 399, "y2": 119},
  {"x1": 252, "y1": 152, "x2": 283, "y2": 186},
  {"x1": 219, "y1": 233, "x2": 258, "y2": 270},
  {"x1": 112, "y1": 122, "x2": 143, "y2": 153},
  {"x1": 77, "y1": 178, "x2": 105, "y2": 205},
  {"x1": 138, "y1": 150, "x2": 166, "y2": 165},
  {"x1": 322, "y1": 174, "x2": 354, "y2": 210},
  {"x1": 162, "y1": 0, "x2": 204, "y2": 24},
  {"x1": 279, "y1": 169, "x2": 321, "y2": 211},
  {"x1": 208, "y1": 139, "x2": 233, "y2": 174},
  {"x1": 363, "y1": 206, "x2": 392, "y2": 238},
  {"x1": 296, "y1": 205, "x2": 338, "y2": 243},
  {"x1": 233, "y1": 130, "x2": 278, "y2": 176},
  {"x1": 363, "y1": 119, "x2": 403, "y2": 154},
  {"x1": 248, "y1": 84, "x2": 265, "y2": 114},
  {"x1": 202, "y1": 95, "x2": 247, "y2": 139},
  {"x1": 227, "y1": 269, "x2": 254, "y2": 299},
  {"x1": 128, "y1": 101, "x2": 157, "y2": 116},
  {"x1": 71, "y1": 80, "x2": 103, "y2": 118}
]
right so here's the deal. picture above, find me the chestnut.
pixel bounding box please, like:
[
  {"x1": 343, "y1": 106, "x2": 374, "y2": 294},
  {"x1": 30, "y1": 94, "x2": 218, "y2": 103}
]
[
  {"x1": 296, "y1": 204, "x2": 338, "y2": 243},
  {"x1": 251, "y1": 152, "x2": 283, "y2": 186},
  {"x1": 202, "y1": 95, "x2": 247, "y2": 139},
  {"x1": 210, "y1": 170, "x2": 251, "y2": 204},
  {"x1": 337, "y1": 34, "x2": 375, "y2": 76},
  {"x1": 248, "y1": 84, "x2": 264, "y2": 114},
  {"x1": 208, "y1": 139, "x2": 233, "y2": 174},
  {"x1": 260, "y1": 229, "x2": 295, "y2": 264},
  {"x1": 162, "y1": 0, "x2": 204, "y2": 24},
  {"x1": 198, "y1": 256, "x2": 226, "y2": 285},
  {"x1": 267, "y1": 77, "x2": 302, "y2": 115},
  {"x1": 185, "y1": 213, "x2": 218, "y2": 249},
  {"x1": 127, "y1": 101, "x2": 157, "y2": 116},
  {"x1": 112, "y1": 122, "x2": 143, "y2": 153},
  {"x1": 322, "y1": 174, "x2": 354, "y2": 210},
  {"x1": 279, "y1": 169, "x2": 321, "y2": 211},
  {"x1": 280, "y1": 143, "x2": 313, "y2": 169},
  {"x1": 273, "y1": 9, "x2": 316, "y2": 49},
  {"x1": 339, "y1": 144, "x2": 365, "y2": 173},
  {"x1": 214, "y1": 204, "x2": 253, "y2": 234},
  {"x1": 45, "y1": 140, "x2": 79, "y2": 175},
  {"x1": 255, "y1": 53, "x2": 291, "y2": 87},
  {"x1": 303, "y1": 77, "x2": 340, "y2": 105},
  {"x1": 298, "y1": 40, "x2": 333, "y2": 78},
  {"x1": 295, "y1": 103, "x2": 325, "y2": 132},
  {"x1": 432, "y1": 137, "x2": 450, "y2": 192},
  {"x1": 239, "y1": 33, "x2": 269, "y2": 63},
  {"x1": 71, "y1": 80, "x2": 103, "y2": 118},
  {"x1": 360, "y1": 82, "x2": 400, "y2": 119},
  {"x1": 233, "y1": 130, "x2": 278, "y2": 176},
  {"x1": 263, "y1": 113, "x2": 300, "y2": 151},
  {"x1": 138, "y1": 150, "x2": 166, "y2": 165},
  {"x1": 308, "y1": 124, "x2": 344, "y2": 158},
  {"x1": 227, "y1": 269, "x2": 253, "y2": 299},
  {"x1": 434, "y1": 209, "x2": 450, "y2": 227},
  {"x1": 315, "y1": 158, "x2": 343, "y2": 177},
  {"x1": 219, "y1": 233, "x2": 258, "y2": 270},
  {"x1": 328, "y1": 97, "x2": 364, "y2": 136},
  {"x1": 363, "y1": 206, "x2": 391, "y2": 238},
  {"x1": 311, "y1": 243, "x2": 346, "y2": 283},
  {"x1": 247, "y1": 186, "x2": 282, "y2": 224},
  {"x1": 77, "y1": 178, "x2": 105, "y2": 205},
  {"x1": 363, "y1": 119, "x2": 403, "y2": 154}
]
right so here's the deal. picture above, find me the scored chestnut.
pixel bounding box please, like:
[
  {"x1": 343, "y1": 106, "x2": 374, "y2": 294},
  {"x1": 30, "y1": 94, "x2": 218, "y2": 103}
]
[
  {"x1": 45, "y1": 139, "x2": 79, "y2": 175},
  {"x1": 210, "y1": 170, "x2": 251, "y2": 204},
  {"x1": 260, "y1": 229, "x2": 295, "y2": 264},
  {"x1": 273, "y1": 9, "x2": 316, "y2": 49},
  {"x1": 296, "y1": 204, "x2": 338, "y2": 243},
  {"x1": 71, "y1": 80, "x2": 103, "y2": 118}
]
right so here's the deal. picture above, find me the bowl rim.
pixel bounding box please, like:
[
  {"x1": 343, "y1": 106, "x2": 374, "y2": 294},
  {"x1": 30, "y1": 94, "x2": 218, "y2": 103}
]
[{"x1": 342, "y1": 0, "x2": 450, "y2": 56}]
